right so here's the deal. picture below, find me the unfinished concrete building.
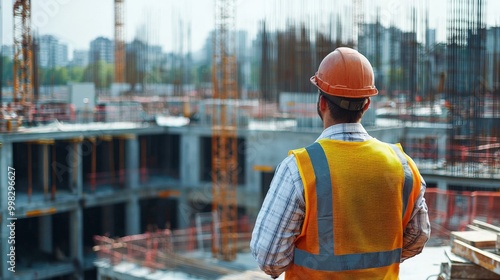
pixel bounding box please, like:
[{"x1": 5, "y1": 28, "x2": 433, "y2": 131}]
[{"x1": 1, "y1": 0, "x2": 500, "y2": 279}]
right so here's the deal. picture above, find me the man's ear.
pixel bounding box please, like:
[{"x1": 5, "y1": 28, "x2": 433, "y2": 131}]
[
  {"x1": 362, "y1": 98, "x2": 371, "y2": 111},
  {"x1": 319, "y1": 95, "x2": 328, "y2": 111}
]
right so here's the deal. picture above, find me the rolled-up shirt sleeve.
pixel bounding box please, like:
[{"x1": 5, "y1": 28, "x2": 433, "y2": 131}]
[
  {"x1": 250, "y1": 155, "x2": 305, "y2": 278},
  {"x1": 401, "y1": 176, "x2": 431, "y2": 261}
]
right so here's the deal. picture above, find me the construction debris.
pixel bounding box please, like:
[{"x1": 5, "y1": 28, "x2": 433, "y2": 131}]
[
  {"x1": 440, "y1": 249, "x2": 500, "y2": 280},
  {"x1": 439, "y1": 220, "x2": 500, "y2": 279}
]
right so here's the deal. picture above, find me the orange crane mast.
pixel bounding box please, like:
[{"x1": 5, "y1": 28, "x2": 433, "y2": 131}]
[
  {"x1": 211, "y1": 0, "x2": 239, "y2": 261},
  {"x1": 12, "y1": 0, "x2": 33, "y2": 113},
  {"x1": 114, "y1": 0, "x2": 126, "y2": 83}
]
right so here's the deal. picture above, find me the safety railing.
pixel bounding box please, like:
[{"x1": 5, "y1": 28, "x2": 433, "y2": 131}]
[
  {"x1": 94, "y1": 230, "x2": 176, "y2": 269},
  {"x1": 93, "y1": 217, "x2": 254, "y2": 271},
  {"x1": 425, "y1": 188, "x2": 500, "y2": 239}
]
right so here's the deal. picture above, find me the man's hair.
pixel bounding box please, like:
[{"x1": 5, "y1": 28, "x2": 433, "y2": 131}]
[{"x1": 320, "y1": 92, "x2": 366, "y2": 123}]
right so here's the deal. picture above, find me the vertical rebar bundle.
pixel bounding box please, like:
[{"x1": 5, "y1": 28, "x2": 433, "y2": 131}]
[{"x1": 446, "y1": 0, "x2": 487, "y2": 176}]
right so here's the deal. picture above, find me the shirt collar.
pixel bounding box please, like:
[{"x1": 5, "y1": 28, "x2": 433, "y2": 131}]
[{"x1": 316, "y1": 123, "x2": 371, "y2": 142}]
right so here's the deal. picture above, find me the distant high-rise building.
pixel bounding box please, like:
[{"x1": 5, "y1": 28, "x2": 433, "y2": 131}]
[
  {"x1": 358, "y1": 23, "x2": 391, "y2": 92},
  {"x1": 400, "y1": 31, "x2": 418, "y2": 96},
  {"x1": 71, "y1": 49, "x2": 89, "y2": 67},
  {"x1": 485, "y1": 27, "x2": 500, "y2": 91},
  {"x1": 426, "y1": 29, "x2": 436, "y2": 48},
  {"x1": 38, "y1": 34, "x2": 69, "y2": 68},
  {"x1": 89, "y1": 37, "x2": 114, "y2": 64}
]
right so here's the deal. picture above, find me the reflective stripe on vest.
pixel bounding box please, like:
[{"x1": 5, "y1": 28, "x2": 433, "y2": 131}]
[
  {"x1": 388, "y1": 143, "x2": 414, "y2": 220},
  {"x1": 293, "y1": 142, "x2": 414, "y2": 271}
]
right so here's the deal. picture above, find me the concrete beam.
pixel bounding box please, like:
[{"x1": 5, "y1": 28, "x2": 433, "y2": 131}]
[
  {"x1": 0, "y1": 125, "x2": 166, "y2": 143},
  {"x1": 424, "y1": 174, "x2": 500, "y2": 189}
]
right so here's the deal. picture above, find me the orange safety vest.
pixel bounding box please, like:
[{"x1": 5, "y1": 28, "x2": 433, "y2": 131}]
[{"x1": 286, "y1": 138, "x2": 422, "y2": 280}]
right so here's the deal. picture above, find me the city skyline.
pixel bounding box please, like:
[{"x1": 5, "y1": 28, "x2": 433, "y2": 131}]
[
  {"x1": 1, "y1": 0, "x2": 265, "y2": 57},
  {"x1": 2, "y1": 0, "x2": 500, "y2": 58}
]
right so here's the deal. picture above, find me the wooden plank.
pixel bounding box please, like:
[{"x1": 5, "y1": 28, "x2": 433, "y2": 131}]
[
  {"x1": 446, "y1": 248, "x2": 472, "y2": 264},
  {"x1": 468, "y1": 224, "x2": 494, "y2": 232},
  {"x1": 452, "y1": 230, "x2": 498, "y2": 249},
  {"x1": 451, "y1": 239, "x2": 500, "y2": 275},
  {"x1": 448, "y1": 263, "x2": 500, "y2": 279},
  {"x1": 473, "y1": 220, "x2": 500, "y2": 233},
  {"x1": 444, "y1": 249, "x2": 500, "y2": 279}
]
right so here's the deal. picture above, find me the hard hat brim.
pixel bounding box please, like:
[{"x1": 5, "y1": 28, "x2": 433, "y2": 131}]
[{"x1": 310, "y1": 75, "x2": 378, "y2": 98}]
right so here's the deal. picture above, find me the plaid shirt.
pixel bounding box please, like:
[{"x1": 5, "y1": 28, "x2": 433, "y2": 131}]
[{"x1": 250, "y1": 123, "x2": 431, "y2": 278}]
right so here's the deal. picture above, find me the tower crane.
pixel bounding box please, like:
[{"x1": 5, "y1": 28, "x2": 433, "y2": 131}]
[
  {"x1": 211, "y1": 0, "x2": 239, "y2": 261},
  {"x1": 114, "y1": 0, "x2": 125, "y2": 84},
  {"x1": 12, "y1": 0, "x2": 33, "y2": 117}
]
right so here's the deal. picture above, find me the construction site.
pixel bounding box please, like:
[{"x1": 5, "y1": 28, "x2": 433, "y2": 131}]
[{"x1": 0, "y1": 0, "x2": 500, "y2": 279}]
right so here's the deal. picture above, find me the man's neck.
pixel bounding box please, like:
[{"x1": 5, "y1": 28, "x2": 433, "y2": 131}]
[{"x1": 323, "y1": 119, "x2": 361, "y2": 130}]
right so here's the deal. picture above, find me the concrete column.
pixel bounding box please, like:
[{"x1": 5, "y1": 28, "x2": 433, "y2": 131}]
[
  {"x1": 37, "y1": 144, "x2": 46, "y2": 193},
  {"x1": 177, "y1": 190, "x2": 191, "y2": 229},
  {"x1": 437, "y1": 134, "x2": 447, "y2": 163},
  {"x1": 0, "y1": 141, "x2": 13, "y2": 278},
  {"x1": 245, "y1": 134, "x2": 255, "y2": 194},
  {"x1": 0, "y1": 141, "x2": 13, "y2": 209},
  {"x1": 100, "y1": 137, "x2": 112, "y2": 181},
  {"x1": 70, "y1": 209, "x2": 84, "y2": 280},
  {"x1": 68, "y1": 140, "x2": 83, "y2": 195},
  {"x1": 437, "y1": 179, "x2": 447, "y2": 191},
  {"x1": 34, "y1": 140, "x2": 55, "y2": 198},
  {"x1": 123, "y1": 135, "x2": 140, "y2": 235},
  {"x1": 124, "y1": 135, "x2": 139, "y2": 189},
  {"x1": 180, "y1": 134, "x2": 200, "y2": 186},
  {"x1": 436, "y1": 180, "x2": 448, "y2": 225},
  {"x1": 101, "y1": 205, "x2": 115, "y2": 236},
  {"x1": 39, "y1": 215, "x2": 53, "y2": 254},
  {"x1": 178, "y1": 134, "x2": 200, "y2": 229},
  {"x1": 0, "y1": 0, "x2": 3, "y2": 105},
  {"x1": 126, "y1": 197, "x2": 140, "y2": 235}
]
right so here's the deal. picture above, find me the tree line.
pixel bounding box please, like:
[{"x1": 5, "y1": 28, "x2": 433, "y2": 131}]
[{"x1": 1, "y1": 56, "x2": 115, "y2": 88}]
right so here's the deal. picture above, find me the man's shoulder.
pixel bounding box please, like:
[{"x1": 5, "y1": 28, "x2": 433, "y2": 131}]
[{"x1": 275, "y1": 153, "x2": 300, "y2": 175}]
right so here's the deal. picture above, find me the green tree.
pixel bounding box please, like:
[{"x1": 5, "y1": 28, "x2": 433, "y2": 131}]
[
  {"x1": 1, "y1": 56, "x2": 14, "y2": 87},
  {"x1": 56, "y1": 67, "x2": 69, "y2": 84},
  {"x1": 66, "y1": 66, "x2": 85, "y2": 83},
  {"x1": 83, "y1": 60, "x2": 114, "y2": 89}
]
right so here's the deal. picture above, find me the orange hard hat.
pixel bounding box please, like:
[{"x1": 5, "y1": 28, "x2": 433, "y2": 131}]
[{"x1": 310, "y1": 47, "x2": 378, "y2": 98}]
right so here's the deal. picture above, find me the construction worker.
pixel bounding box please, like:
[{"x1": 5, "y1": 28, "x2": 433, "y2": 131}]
[{"x1": 250, "y1": 47, "x2": 430, "y2": 279}]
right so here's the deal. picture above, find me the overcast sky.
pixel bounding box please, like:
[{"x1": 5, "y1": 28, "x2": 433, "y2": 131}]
[{"x1": 1, "y1": 0, "x2": 500, "y2": 57}]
